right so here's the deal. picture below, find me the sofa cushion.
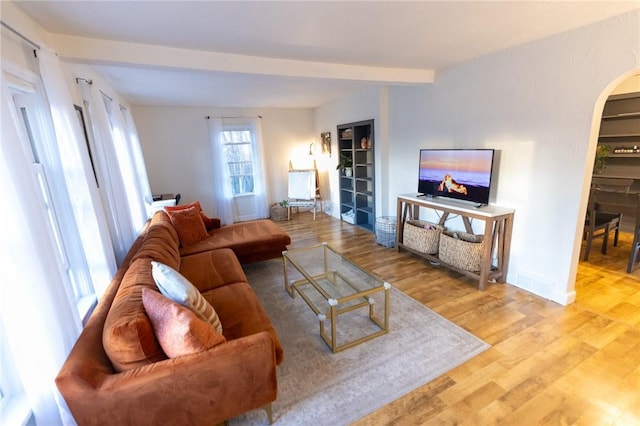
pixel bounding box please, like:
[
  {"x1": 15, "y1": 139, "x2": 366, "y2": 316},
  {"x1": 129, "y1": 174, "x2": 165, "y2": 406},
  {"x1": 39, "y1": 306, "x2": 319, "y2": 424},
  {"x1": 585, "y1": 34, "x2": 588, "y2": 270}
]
[
  {"x1": 151, "y1": 261, "x2": 223, "y2": 334},
  {"x1": 165, "y1": 200, "x2": 220, "y2": 231},
  {"x1": 166, "y1": 206, "x2": 209, "y2": 247},
  {"x1": 103, "y1": 258, "x2": 167, "y2": 372},
  {"x1": 179, "y1": 219, "x2": 291, "y2": 263},
  {"x1": 203, "y1": 281, "x2": 284, "y2": 365},
  {"x1": 130, "y1": 211, "x2": 181, "y2": 268},
  {"x1": 179, "y1": 248, "x2": 247, "y2": 293},
  {"x1": 142, "y1": 288, "x2": 226, "y2": 358}
]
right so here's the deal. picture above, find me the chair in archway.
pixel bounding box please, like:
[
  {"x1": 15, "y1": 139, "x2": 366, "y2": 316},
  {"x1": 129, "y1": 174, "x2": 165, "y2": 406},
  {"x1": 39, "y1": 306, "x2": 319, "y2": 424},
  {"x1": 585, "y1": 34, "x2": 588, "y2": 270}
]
[{"x1": 582, "y1": 186, "x2": 622, "y2": 261}]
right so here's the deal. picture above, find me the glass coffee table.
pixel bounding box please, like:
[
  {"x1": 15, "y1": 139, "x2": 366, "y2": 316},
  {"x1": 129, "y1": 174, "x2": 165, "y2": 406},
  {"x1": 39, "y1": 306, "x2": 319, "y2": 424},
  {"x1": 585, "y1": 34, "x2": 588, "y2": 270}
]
[{"x1": 282, "y1": 243, "x2": 390, "y2": 353}]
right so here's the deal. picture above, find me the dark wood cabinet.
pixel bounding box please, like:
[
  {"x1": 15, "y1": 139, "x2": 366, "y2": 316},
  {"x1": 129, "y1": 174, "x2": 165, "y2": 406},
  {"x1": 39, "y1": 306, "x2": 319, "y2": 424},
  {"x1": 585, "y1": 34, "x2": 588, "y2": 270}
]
[{"x1": 337, "y1": 119, "x2": 375, "y2": 232}]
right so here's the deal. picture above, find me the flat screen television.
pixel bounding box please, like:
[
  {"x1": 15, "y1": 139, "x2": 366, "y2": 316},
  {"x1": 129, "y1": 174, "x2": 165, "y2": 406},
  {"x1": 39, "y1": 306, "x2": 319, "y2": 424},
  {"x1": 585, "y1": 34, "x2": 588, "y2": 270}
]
[{"x1": 417, "y1": 149, "x2": 495, "y2": 206}]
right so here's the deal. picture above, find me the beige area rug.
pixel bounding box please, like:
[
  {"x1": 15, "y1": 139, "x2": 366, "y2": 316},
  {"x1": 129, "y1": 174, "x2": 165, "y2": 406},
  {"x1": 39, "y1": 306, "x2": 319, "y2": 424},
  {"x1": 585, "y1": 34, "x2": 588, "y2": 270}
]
[{"x1": 230, "y1": 258, "x2": 489, "y2": 426}]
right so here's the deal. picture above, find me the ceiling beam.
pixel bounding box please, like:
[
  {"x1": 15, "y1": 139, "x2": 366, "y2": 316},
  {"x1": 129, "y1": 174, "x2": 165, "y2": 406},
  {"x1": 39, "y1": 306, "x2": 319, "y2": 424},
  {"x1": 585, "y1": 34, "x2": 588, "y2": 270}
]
[{"x1": 50, "y1": 33, "x2": 434, "y2": 85}]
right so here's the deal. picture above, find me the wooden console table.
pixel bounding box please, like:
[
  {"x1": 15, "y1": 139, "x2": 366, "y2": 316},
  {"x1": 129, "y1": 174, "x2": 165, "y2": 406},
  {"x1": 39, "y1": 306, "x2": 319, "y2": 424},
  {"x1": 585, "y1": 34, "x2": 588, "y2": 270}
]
[{"x1": 396, "y1": 194, "x2": 515, "y2": 290}]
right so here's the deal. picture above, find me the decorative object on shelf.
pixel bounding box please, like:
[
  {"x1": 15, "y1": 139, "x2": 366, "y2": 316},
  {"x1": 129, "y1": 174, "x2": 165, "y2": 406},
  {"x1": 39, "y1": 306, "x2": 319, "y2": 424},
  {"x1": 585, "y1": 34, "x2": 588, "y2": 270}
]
[
  {"x1": 270, "y1": 200, "x2": 289, "y2": 221},
  {"x1": 593, "y1": 144, "x2": 611, "y2": 174},
  {"x1": 321, "y1": 132, "x2": 332, "y2": 157},
  {"x1": 341, "y1": 209, "x2": 355, "y2": 224},
  {"x1": 361, "y1": 137, "x2": 368, "y2": 149},
  {"x1": 336, "y1": 153, "x2": 353, "y2": 177},
  {"x1": 612, "y1": 145, "x2": 639, "y2": 154},
  {"x1": 341, "y1": 129, "x2": 353, "y2": 139}
]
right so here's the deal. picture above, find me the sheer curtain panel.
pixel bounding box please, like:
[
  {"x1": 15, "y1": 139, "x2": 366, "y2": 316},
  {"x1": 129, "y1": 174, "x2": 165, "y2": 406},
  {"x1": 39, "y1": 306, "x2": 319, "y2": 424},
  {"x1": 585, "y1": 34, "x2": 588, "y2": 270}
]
[
  {"x1": 122, "y1": 106, "x2": 153, "y2": 210},
  {"x1": 250, "y1": 117, "x2": 270, "y2": 218},
  {"x1": 208, "y1": 116, "x2": 235, "y2": 225},
  {"x1": 77, "y1": 81, "x2": 132, "y2": 266},
  {"x1": 1, "y1": 72, "x2": 78, "y2": 426},
  {"x1": 38, "y1": 48, "x2": 114, "y2": 299},
  {"x1": 102, "y1": 95, "x2": 148, "y2": 233}
]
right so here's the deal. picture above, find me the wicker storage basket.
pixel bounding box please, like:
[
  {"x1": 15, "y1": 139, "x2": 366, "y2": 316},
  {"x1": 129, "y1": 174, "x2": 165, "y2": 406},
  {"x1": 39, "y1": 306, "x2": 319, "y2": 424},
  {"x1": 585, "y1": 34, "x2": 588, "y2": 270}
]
[
  {"x1": 270, "y1": 204, "x2": 289, "y2": 221},
  {"x1": 403, "y1": 220, "x2": 443, "y2": 254},
  {"x1": 438, "y1": 231, "x2": 485, "y2": 272}
]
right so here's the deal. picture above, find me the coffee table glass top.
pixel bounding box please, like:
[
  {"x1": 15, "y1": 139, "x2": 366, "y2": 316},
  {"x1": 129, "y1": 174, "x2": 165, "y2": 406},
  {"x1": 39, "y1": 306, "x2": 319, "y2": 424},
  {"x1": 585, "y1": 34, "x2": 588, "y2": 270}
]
[{"x1": 282, "y1": 243, "x2": 390, "y2": 352}]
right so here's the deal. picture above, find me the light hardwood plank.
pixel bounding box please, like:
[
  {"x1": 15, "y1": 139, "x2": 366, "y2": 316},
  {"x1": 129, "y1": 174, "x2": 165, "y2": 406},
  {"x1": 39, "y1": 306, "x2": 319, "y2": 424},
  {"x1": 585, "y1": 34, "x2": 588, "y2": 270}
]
[{"x1": 269, "y1": 212, "x2": 640, "y2": 425}]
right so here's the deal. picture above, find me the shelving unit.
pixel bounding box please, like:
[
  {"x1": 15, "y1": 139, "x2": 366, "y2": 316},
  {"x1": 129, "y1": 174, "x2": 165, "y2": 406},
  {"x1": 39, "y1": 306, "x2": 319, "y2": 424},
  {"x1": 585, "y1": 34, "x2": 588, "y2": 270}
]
[
  {"x1": 338, "y1": 119, "x2": 375, "y2": 232},
  {"x1": 594, "y1": 92, "x2": 640, "y2": 232}
]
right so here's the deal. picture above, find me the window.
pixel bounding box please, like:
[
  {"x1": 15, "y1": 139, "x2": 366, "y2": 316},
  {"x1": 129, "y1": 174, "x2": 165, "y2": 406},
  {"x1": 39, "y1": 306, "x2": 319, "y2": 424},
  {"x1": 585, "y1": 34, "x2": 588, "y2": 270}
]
[{"x1": 222, "y1": 127, "x2": 255, "y2": 196}]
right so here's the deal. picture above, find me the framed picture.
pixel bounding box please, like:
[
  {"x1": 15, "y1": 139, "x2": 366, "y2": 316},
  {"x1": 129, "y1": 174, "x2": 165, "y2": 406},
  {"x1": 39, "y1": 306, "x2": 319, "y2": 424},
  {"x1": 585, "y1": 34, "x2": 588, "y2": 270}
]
[{"x1": 321, "y1": 131, "x2": 331, "y2": 157}]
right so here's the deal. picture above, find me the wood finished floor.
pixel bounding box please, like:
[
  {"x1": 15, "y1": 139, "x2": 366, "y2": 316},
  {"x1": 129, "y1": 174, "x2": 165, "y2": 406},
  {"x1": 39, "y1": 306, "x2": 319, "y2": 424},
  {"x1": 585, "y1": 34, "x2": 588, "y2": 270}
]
[{"x1": 272, "y1": 212, "x2": 640, "y2": 426}]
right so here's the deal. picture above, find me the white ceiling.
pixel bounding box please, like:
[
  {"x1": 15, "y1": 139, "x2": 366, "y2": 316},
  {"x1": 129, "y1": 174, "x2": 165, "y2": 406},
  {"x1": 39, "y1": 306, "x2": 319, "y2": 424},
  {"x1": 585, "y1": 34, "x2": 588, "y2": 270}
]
[{"x1": 12, "y1": 1, "x2": 640, "y2": 108}]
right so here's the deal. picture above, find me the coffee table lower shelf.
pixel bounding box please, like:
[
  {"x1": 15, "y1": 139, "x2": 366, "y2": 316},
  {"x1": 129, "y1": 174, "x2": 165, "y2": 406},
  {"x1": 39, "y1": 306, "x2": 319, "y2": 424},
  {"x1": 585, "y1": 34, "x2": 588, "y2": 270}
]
[{"x1": 287, "y1": 275, "x2": 390, "y2": 353}]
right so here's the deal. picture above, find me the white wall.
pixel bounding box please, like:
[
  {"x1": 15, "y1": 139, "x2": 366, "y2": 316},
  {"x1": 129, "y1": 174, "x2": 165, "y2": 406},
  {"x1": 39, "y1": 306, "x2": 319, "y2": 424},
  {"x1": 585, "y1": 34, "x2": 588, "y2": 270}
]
[
  {"x1": 132, "y1": 106, "x2": 315, "y2": 216},
  {"x1": 383, "y1": 10, "x2": 640, "y2": 304},
  {"x1": 314, "y1": 86, "x2": 390, "y2": 217}
]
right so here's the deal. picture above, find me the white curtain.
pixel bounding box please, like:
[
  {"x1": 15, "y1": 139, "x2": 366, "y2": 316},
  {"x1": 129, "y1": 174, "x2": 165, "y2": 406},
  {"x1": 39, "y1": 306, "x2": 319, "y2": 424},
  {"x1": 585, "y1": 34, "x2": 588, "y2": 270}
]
[
  {"x1": 122, "y1": 106, "x2": 153, "y2": 209},
  {"x1": 250, "y1": 117, "x2": 270, "y2": 218},
  {"x1": 208, "y1": 117, "x2": 234, "y2": 225},
  {"x1": 104, "y1": 99, "x2": 148, "y2": 233},
  {"x1": 38, "y1": 48, "x2": 114, "y2": 297},
  {"x1": 77, "y1": 82, "x2": 133, "y2": 266},
  {"x1": 1, "y1": 72, "x2": 78, "y2": 426}
]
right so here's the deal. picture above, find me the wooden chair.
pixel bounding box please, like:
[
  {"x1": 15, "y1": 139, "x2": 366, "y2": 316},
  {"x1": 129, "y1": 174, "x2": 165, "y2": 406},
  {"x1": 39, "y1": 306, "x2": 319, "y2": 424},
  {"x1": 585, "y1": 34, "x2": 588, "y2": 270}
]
[{"x1": 583, "y1": 186, "x2": 622, "y2": 261}]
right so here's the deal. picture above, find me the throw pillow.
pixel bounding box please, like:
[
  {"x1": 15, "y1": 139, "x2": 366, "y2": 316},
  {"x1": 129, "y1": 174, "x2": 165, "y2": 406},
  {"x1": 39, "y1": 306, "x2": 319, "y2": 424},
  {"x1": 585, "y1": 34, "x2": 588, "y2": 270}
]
[
  {"x1": 151, "y1": 260, "x2": 223, "y2": 334},
  {"x1": 142, "y1": 288, "x2": 226, "y2": 358},
  {"x1": 165, "y1": 200, "x2": 203, "y2": 214},
  {"x1": 165, "y1": 201, "x2": 220, "y2": 231},
  {"x1": 165, "y1": 206, "x2": 208, "y2": 247}
]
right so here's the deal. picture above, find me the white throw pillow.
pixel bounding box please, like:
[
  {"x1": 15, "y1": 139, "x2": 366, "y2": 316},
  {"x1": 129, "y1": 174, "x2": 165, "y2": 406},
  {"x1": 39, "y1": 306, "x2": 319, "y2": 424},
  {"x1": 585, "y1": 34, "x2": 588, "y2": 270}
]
[{"x1": 150, "y1": 261, "x2": 223, "y2": 334}]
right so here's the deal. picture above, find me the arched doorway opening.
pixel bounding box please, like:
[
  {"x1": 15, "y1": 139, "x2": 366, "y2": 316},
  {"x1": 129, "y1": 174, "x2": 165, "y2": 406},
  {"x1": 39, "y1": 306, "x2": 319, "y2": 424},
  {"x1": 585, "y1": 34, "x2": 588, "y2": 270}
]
[{"x1": 574, "y1": 70, "x2": 640, "y2": 305}]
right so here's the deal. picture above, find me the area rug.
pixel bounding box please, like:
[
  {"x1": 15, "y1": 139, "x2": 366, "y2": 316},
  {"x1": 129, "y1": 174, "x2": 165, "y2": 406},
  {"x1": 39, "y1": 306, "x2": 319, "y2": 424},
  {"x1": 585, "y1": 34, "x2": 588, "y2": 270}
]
[{"x1": 230, "y1": 258, "x2": 489, "y2": 426}]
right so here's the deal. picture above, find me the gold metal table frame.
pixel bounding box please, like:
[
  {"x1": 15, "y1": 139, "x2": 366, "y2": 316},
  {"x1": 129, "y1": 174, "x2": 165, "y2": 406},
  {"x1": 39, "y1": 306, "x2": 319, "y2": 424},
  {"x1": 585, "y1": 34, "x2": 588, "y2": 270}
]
[{"x1": 282, "y1": 243, "x2": 390, "y2": 353}]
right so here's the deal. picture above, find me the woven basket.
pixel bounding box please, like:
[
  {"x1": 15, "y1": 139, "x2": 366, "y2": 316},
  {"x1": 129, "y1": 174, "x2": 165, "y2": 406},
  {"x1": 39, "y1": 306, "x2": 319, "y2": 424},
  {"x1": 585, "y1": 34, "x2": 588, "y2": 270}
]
[
  {"x1": 270, "y1": 204, "x2": 289, "y2": 221},
  {"x1": 438, "y1": 231, "x2": 485, "y2": 272},
  {"x1": 403, "y1": 220, "x2": 443, "y2": 254}
]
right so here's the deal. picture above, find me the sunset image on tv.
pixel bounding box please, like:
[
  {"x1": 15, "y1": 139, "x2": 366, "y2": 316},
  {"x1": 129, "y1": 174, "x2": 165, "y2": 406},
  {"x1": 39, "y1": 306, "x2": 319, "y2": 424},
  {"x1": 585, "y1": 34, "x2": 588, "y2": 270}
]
[{"x1": 418, "y1": 149, "x2": 495, "y2": 205}]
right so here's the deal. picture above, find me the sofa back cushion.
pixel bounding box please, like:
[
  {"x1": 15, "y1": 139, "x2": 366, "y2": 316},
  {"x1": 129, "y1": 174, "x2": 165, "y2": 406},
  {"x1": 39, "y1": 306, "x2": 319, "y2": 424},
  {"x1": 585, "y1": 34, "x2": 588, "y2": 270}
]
[
  {"x1": 103, "y1": 258, "x2": 167, "y2": 372},
  {"x1": 131, "y1": 211, "x2": 181, "y2": 268}
]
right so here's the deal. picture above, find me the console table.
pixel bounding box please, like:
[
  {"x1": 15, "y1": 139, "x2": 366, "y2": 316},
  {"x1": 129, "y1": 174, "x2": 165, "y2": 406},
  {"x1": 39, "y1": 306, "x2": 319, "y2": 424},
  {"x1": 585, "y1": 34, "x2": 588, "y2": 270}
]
[{"x1": 396, "y1": 194, "x2": 515, "y2": 290}]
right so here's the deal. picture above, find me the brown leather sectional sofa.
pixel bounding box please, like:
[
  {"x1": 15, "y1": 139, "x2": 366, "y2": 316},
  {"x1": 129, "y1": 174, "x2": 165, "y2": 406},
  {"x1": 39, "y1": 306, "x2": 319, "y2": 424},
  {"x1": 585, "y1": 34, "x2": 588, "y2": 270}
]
[{"x1": 55, "y1": 210, "x2": 290, "y2": 425}]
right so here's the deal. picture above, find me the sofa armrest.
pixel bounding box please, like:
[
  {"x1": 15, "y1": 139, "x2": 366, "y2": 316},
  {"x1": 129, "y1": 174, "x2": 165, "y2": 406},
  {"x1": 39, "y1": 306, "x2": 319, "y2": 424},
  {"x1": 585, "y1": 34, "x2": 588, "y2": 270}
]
[
  {"x1": 58, "y1": 331, "x2": 277, "y2": 426},
  {"x1": 179, "y1": 248, "x2": 248, "y2": 292}
]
